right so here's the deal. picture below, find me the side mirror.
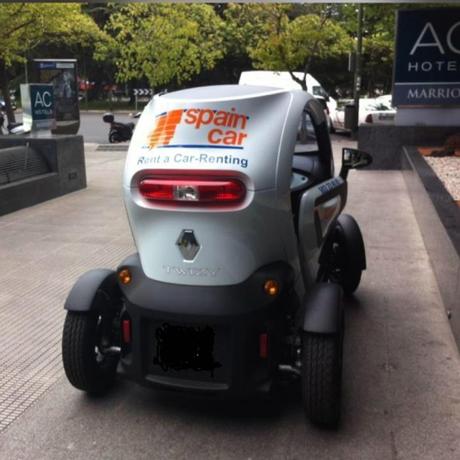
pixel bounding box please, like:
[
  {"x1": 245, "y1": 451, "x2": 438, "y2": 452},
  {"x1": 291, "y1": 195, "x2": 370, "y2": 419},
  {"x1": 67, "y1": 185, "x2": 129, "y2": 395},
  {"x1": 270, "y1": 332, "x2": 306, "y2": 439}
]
[{"x1": 340, "y1": 148, "x2": 372, "y2": 179}]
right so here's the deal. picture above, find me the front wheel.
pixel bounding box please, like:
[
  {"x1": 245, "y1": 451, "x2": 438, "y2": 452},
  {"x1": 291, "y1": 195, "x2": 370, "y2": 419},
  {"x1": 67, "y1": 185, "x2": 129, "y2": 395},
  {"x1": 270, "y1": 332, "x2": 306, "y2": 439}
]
[
  {"x1": 62, "y1": 311, "x2": 120, "y2": 395},
  {"x1": 301, "y1": 331, "x2": 343, "y2": 428}
]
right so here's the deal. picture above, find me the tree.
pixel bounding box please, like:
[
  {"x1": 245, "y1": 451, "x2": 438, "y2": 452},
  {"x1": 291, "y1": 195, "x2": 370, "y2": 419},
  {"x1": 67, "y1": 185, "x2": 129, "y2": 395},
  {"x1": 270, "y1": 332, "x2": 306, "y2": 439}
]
[
  {"x1": 219, "y1": 4, "x2": 286, "y2": 82},
  {"x1": 338, "y1": 3, "x2": 443, "y2": 95},
  {"x1": 0, "y1": 3, "x2": 107, "y2": 123},
  {"x1": 247, "y1": 6, "x2": 353, "y2": 91},
  {"x1": 96, "y1": 4, "x2": 224, "y2": 90},
  {"x1": 339, "y1": 4, "x2": 396, "y2": 95}
]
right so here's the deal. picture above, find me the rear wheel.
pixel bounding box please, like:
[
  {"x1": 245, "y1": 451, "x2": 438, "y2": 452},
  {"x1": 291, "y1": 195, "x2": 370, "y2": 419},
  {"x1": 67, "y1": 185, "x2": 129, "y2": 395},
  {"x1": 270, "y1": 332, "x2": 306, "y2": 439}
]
[
  {"x1": 301, "y1": 330, "x2": 343, "y2": 428},
  {"x1": 62, "y1": 310, "x2": 120, "y2": 395},
  {"x1": 109, "y1": 131, "x2": 120, "y2": 143}
]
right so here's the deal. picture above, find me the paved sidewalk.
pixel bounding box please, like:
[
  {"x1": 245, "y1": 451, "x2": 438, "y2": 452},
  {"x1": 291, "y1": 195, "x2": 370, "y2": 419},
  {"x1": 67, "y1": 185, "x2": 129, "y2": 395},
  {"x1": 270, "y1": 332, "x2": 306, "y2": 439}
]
[
  {"x1": 0, "y1": 145, "x2": 134, "y2": 432},
  {"x1": 0, "y1": 140, "x2": 459, "y2": 459}
]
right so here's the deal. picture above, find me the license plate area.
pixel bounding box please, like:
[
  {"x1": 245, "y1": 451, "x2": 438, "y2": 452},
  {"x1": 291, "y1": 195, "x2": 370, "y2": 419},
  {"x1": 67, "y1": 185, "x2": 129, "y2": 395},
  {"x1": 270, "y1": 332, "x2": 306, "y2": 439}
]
[{"x1": 153, "y1": 323, "x2": 222, "y2": 376}]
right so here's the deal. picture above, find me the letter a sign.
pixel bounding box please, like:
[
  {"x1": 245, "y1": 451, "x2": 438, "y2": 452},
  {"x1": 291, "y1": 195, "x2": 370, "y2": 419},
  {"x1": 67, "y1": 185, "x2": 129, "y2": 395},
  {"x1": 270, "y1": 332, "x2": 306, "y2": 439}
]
[
  {"x1": 34, "y1": 90, "x2": 53, "y2": 109},
  {"x1": 31, "y1": 85, "x2": 54, "y2": 118}
]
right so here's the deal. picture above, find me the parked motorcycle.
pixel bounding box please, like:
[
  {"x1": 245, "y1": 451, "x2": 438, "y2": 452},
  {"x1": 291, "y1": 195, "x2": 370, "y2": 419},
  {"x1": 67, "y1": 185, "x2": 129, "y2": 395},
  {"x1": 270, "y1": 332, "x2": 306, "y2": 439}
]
[
  {"x1": 0, "y1": 110, "x2": 24, "y2": 135},
  {"x1": 103, "y1": 112, "x2": 139, "y2": 143}
]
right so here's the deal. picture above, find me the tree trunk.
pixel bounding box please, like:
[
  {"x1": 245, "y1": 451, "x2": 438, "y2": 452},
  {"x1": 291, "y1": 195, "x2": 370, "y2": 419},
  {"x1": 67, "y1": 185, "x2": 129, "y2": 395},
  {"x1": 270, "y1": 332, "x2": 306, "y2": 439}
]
[
  {"x1": 0, "y1": 60, "x2": 16, "y2": 124},
  {"x1": 288, "y1": 70, "x2": 307, "y2": 91}
]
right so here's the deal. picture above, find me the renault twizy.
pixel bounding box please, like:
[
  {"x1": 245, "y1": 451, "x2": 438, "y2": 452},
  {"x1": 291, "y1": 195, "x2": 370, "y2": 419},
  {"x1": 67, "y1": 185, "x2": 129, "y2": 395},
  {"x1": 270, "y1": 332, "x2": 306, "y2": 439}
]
[{"x1": 62, "y1": 85, "x2": 371, "y2": 428}]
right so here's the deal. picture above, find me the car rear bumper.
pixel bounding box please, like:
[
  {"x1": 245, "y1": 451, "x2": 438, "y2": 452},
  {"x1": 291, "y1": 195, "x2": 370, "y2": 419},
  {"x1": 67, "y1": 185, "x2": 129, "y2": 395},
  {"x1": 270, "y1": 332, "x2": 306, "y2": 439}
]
[{"x1": 116, "y1": 254, "x2": 297, "y2": 396}]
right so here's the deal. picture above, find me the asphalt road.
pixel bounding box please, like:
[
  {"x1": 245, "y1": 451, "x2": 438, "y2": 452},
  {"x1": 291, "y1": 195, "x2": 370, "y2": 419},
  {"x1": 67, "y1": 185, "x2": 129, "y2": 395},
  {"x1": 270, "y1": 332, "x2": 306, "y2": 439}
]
[
  {"x1": 77, "y1": 113, "x2": 351, "y2": 145},
  {"x1": 78, "y1": 112, "x2": 136, "y2": 144},
  {"x1": 11, "y1": 111, "x2": 136, "y2": 144},
  {"x1": 11, "y1": 111, "x2": 351, "y2": 145},
  {"x1": 0, "y1": 140, "x2": 459, "y2": 459}
]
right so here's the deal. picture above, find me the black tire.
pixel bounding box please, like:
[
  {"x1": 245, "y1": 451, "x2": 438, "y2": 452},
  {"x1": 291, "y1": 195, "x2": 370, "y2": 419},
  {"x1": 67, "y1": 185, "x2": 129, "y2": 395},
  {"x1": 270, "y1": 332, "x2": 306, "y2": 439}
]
[
  {"x1": 62, "y1": 311, "x2": 119, "y2": 395},
  {"x1": 301, "y1": 331, "x2": 343, "y2": 428},
  {"x1": 109, "y1": 131, "x2": 119, "y2": 143},
  {"x1": 327, "y1": 215, "x2": 365, "y2": 295}
]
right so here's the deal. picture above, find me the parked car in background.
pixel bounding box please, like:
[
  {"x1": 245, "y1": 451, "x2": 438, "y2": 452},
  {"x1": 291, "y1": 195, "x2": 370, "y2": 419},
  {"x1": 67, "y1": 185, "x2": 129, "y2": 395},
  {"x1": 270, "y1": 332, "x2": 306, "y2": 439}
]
[
  {"x1": 330, "y1": 97, "x2": 396, "y2": 131},
  {"x1": 239, "y1": 71, "x2": 337, "y2": 131},
  {"x1": 375, "y1": 94, "x2": 393, "y2": 108},
  {"x1": 364, "y1": 95, "x2": 395, "y2": 125}
]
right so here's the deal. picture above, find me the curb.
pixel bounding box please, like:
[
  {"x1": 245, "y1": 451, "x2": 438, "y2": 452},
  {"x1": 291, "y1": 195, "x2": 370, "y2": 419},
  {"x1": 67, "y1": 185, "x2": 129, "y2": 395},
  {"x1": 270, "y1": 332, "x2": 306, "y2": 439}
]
[{"x1": 402, "y1": 146, "x2": 460, "y2": 349}]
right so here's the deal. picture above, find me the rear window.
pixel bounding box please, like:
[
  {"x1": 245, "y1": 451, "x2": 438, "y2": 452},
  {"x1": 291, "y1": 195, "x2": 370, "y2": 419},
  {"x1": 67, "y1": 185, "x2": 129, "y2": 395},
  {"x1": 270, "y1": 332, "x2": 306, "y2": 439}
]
[
  {"x1": 312, "y1": 85, "x2": 328, "y2": 98},
  {"x1": 297, "y1": 109, "x2": 318, "y2": 148}
]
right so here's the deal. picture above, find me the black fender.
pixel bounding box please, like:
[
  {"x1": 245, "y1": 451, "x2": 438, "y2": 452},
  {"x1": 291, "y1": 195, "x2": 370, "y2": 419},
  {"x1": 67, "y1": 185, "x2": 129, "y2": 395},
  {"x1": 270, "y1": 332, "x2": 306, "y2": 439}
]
[
  {"x1": 336, "y1": 214, "x2": 366, "y2": 270},
  {"x1": 301, "y1": 283, "x2": 343, "y2": 334},
  {"x1": 64, "y1": 269, "x2": 121, "y2": 313}
]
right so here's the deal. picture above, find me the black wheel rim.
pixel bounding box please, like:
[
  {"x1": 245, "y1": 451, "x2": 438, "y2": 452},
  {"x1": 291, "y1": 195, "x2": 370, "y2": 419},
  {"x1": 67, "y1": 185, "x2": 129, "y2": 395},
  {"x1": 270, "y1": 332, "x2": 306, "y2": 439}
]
[{"x1": 94, "y1": 313, "x2": 120, "y2": 364}]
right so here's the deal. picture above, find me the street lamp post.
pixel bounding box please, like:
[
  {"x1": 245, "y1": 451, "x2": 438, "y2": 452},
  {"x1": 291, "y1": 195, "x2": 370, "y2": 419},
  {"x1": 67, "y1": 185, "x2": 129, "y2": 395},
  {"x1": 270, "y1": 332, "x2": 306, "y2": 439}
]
[{"x1": 352, "y1": 4, "x2": 363, "y2": 139}]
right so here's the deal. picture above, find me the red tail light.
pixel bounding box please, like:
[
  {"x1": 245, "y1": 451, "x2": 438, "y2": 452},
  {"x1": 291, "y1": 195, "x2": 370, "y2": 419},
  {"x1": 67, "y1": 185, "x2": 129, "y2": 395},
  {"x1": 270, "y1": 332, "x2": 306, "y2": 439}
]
[
  {"x1": 122, "y1": 319, "x2": 131, "y2": 344},
  {"x1": 365, "y1": 114, "x2": 373, "y2": 123},
  {"x1": 138, "y1": 174, "x2": 246, "y2": 206},
  {"x1": 259, "y1": 333, "x2": 268, "y2": 359}
]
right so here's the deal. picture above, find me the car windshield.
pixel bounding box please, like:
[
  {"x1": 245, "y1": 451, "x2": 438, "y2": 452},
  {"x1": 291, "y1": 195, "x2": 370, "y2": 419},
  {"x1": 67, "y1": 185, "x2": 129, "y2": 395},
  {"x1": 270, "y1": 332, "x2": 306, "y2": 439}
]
[
  {"x1": 312, "y1": 85, "x2": 328, "y2": 98},
  {"x1": 365, "y1": 101, "x2": 392, "y2": 111}
]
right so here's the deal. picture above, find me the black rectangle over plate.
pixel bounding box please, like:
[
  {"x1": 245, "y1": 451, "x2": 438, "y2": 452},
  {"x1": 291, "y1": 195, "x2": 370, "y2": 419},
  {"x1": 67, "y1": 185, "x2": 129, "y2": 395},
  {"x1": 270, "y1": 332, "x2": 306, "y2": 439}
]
[{"x1": 153, "y1": 323, "x2": 222, "y2": 376}]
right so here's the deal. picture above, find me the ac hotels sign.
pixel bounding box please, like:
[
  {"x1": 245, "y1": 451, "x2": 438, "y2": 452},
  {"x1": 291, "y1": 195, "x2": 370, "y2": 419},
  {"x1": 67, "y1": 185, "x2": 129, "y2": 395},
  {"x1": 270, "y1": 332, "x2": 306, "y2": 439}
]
[{"x1": 393, "y1": 8, "x2": 460, "y2": 106}]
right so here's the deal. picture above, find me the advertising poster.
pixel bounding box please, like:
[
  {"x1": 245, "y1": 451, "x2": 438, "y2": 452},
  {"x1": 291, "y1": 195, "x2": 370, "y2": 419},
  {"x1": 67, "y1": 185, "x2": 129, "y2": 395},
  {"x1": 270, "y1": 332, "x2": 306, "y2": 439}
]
[{"x1": 33, "y1": 59, "x2": 80, "y2": 134}]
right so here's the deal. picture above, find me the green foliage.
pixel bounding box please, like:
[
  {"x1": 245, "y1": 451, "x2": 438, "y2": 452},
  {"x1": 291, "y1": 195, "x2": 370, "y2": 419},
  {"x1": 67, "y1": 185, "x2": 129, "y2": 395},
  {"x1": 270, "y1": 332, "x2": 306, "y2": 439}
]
[
  {"x1": 339, "y1": 4, "x2": 396, "y2": 93},
  {"x1": 97, "y1": 4, "x2": 224, "y2": 88},
  {"x1": 0, "y1": 3, "x2": 107, "y2": 67},
  {"x1": 222, "y1": 4, "x2": 289, "y2": 58},
  {"x1": 221, "y1": 5, "x2": 352, "y2": 90},
  {"x1": 2, "y1": 2, "x2": 452, "y2": 101},
  {"x1": 250, "y1": 14, "x2": 352, "y2": 76}
]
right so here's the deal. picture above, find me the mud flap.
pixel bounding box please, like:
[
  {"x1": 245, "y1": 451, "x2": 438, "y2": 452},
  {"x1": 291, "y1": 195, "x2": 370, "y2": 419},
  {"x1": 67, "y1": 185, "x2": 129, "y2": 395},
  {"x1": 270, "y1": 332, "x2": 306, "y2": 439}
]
[
  {"x1": 301, "y1": 283, "x2": 343, "y2": 334},
  {"x1": 336, "y1": 214, "x2": 366, "y2": 271},
  {"x1": 64, "y1": 269, "x2": 121, "y2": 313}
]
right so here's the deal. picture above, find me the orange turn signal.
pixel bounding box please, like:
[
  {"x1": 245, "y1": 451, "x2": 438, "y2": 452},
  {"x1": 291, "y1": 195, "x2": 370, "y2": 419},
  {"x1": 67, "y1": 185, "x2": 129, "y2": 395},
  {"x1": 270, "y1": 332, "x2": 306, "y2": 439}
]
[
  {"x1": 118, "y1": 268, "x2": 132, "y2": 285},
  {"x1": 264, "y1": 279, "x2": 279, "y2": 296}
]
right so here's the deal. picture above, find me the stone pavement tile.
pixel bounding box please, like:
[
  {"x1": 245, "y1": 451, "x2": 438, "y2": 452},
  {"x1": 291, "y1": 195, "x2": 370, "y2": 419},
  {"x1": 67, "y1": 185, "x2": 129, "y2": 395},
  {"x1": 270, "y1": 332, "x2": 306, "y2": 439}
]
[
  {"x1": 0, "y1": 145, "x2": 133, "y2": 436},
  {"x1": 0, "y1": 139, "x2": 459, "y2": 460},
  {"x1": 347, "y1": 171, "x2": 427, "y2": 254},
  {"x1": 342, "y1": 165, "x2": 460, "y2": 460}
]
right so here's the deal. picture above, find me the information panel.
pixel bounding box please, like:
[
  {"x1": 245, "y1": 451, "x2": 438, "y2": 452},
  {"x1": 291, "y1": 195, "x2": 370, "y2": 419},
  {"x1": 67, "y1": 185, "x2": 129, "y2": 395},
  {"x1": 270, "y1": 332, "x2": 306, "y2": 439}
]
[
  {"x1": 20, "y1": 84, "x2": 56, "y2": 132},
  {"x1": 33, "y1": 59, "x2": 80, "y2": 134},
  {"x1": 393, "y1": 8, "x2": 460, "y2": 106}
]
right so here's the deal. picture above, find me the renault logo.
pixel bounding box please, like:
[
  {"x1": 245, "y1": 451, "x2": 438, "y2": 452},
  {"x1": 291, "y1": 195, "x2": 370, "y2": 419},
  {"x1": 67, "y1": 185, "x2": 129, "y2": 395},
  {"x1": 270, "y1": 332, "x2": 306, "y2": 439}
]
[{"x1": 176, "y1": 230, "x2": 200, "y2": 261}]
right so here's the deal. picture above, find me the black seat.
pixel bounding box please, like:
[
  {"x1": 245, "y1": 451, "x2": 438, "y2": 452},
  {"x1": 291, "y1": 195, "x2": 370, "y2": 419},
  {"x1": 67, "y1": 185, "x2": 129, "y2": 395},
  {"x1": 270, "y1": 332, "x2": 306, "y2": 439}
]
[{"x1": 292, "y1": 154, "x2": 330, "y2": 186}]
